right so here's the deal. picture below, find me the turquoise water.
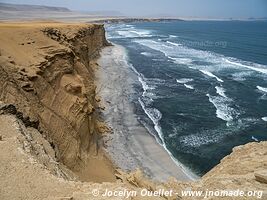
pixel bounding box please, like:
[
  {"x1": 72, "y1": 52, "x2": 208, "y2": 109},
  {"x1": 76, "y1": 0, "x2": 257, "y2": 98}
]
[{"x1": 106, "y1": 21, "x2": 267, "y2": 176}]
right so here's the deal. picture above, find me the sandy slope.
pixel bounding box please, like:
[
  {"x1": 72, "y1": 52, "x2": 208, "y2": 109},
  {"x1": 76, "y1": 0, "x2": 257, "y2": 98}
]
[
  {"x1": 0, "y1": 114, "x2": 139, "y2": 200},
  {"x1": 0, "y1": 114, "x2": 75, "y2": 200}
]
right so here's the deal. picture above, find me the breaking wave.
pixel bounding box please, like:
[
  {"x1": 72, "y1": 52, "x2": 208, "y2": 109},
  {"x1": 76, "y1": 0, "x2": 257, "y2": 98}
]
[
  {"x1": 176, "y1": 78, "x2": 194, "y2": 84},
  {"x1": 206, "y1": 94, "x2": 237, "y2": 122},
  {"x1": 215, "y1": 86, "x2": 227, "y2": 98},
  {"x1": 184, "y1": 84, "x2": 194, "y2": 90},
  {"x1": 199, "y1": 70, "x2": 224, "y2": 82},
  {"x1": 257, "y1": 86, "x2": 267, "y2": 93}
]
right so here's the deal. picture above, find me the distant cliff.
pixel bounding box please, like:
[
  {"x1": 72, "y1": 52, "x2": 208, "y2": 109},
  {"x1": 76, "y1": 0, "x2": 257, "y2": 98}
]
[{"x1": 0, "y1": 2, "x2": 70, "y2": 12}]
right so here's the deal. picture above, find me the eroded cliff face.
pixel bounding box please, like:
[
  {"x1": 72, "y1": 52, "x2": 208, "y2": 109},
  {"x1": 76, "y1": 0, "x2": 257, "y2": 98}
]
[{"x1": 0, "y1": 23, "x2": 110, "y2": 173}]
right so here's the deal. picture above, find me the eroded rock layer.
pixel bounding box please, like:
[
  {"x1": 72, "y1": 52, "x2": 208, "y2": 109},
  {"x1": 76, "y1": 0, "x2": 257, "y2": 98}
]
[{"x1": 0, "y1": 23, "x2": 109, "y2": 170}]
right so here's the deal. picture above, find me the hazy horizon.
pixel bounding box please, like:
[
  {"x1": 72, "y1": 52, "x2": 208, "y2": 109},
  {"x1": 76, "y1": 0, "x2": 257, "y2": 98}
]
[{"x1": 1, "y1": 0, "x2": 267, "y2": 19}]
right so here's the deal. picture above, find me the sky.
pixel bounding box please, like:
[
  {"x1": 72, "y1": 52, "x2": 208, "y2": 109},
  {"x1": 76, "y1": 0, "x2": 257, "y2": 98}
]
[{"x1": 1, "y1": 0, "x2": 267, "y2": 18}]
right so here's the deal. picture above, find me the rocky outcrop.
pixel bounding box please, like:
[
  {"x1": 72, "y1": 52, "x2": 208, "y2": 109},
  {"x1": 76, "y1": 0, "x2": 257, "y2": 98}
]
[
  {"x1": 0, "y1": 23, "x2": 110, "y2": 172},
  {"x1": 255, "y1": 171, "x2": 267, "y2": 184},
  {"x1": 114, "y1": 142, "x2": 267, "y2": 199}
]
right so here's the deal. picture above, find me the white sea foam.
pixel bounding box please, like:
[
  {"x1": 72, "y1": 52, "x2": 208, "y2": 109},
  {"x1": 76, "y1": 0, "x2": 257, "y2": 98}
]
[
  {"x1": 135, "y1": 39, "x2": 214, "y2": 64},
  {"x1": 169, "y1": 35, "x2": 178, "y2": 38},
  {"x1": 138, "y1": 98, "x2": 198, "y2": 180},
  {"x1": 117, "y1": 31, "x2": 136, "y2": 38},
  {"x1": 206, "y1": 94, "x2": 236, "y2": 122},
  {"x1": 117, "y1": 29, "x2": 152, "y2": 38},
  {"x1": 200, "y1": 70, "x2": 224, "y2": 82},
  {"x1": 257, "y1": 86, "x2": 267, "y2": 93},
  {"x1": 133, "y1": 63, "x2": 198, "y2": 180},
  {"x1": 224, "y1": 58, "x2": 267, "y2": 75},
  {"x1": 176, "y1": 78, "x2": 193, "y2": 84},
  {"x1": 146, "y1": 107, "x2": 162, "y2": 122},
  {"x1": 184, "y1": 84, "x2": 194, "y2": 90},
  {"x1": 135, "y1": 39, "x2": 267, "y2": 84},
  {"x1": 231, "y1": 71, "x2": 253, "y2": 81},
  {"x1": 138, "y1": 98, "x2": 163, "y2": 138},
  {"x1": 110, "y1": 44, "x2": 199, "y2": 180},
  {"x1": 130, "y1": 30, "x2": 152, "y2": 36},
  {"x1": 139, "y1": 76, "x2": 154, "y2": 93},
  {"x1": 172, "y1": 57, "x2": 193, "y2": 65},
  {"x1": 141, "y1": 52, "x2": 153, "y2": 57},
  {"x1": 168, "y1": 132, "x2": 178, "y2": 138},
  {"x1": 176, "y1": 78, "x2": 195, "y2": 89},
  {"x1": 128, "y1": 62, "x2": 155, "y2": 98},
  {"x1": 215, "y1": 86, "x2": 227, "y2": 98},
  {"x1": 166, "y1": 41, "x2": 181, "y2": 46},
  {"x1": 180, "y1": 133, "x2": 221, "y2": 148},
  {"x1": 262, "y1": 117, "x2": 267, "y2": 122},
  {"x1": 252, "y1": 136, "x2": 259, "y2": 142}
]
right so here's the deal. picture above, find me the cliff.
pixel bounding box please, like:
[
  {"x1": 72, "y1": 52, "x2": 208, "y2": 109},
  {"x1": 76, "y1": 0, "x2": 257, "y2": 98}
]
[
  {"x1": 0, "y1": 22, "x2": 114, "y2": 182},
  {"x1": 0, "y1": 2, "x2": 71, "y2": 12}
]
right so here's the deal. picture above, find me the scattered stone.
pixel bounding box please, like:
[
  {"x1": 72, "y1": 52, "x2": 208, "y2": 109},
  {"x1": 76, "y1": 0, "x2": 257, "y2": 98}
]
[
  {"x1": 255, "y1": 171, "x2": 267, "y2": 184},
  {"x1": 0, "y1": 104, "x2": 39, "y2": 129},
  {"x1": 95, "y1": 96, "x2": 101, "y2": 102},
  {"x1": 21, "y1": 82, "x2": 34, "y2": 92},
  {"x1": 0, "y1": 104, "x2": 17, "y2": 115},
  {"x1": 16, "y1": 111, "x2": 24, "y2": 120},
  {"x1": 28, "y1": 75, "x2": 38, "y2": 81},
  {"x1": 65, "y1": 84, "x2": 82, "y2": 94},
  {"x1": 36, "y1": 70, "x2": 44, "y2": 75},
  {"x1": 24, "y1": 87, "x2": 34, "y2": 92}
]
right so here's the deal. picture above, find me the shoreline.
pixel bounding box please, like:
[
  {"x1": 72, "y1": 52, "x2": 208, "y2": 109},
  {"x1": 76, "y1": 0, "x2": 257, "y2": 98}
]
[
  {"x1": 96, "y1": 44, "x2": 197, "y2": 182},
  {"x1": 91, "y1": 18, "x2": 183, "y2": 24}
]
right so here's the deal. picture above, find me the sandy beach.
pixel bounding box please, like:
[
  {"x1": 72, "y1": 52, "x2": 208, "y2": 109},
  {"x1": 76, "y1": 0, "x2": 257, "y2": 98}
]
[{"x1": 96, "y1": 45, "x2": 196, "y2": 182}]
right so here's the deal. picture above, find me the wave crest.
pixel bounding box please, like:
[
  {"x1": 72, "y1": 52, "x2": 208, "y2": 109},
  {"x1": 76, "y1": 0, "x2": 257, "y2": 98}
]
[
  {"x1": 257, "y1": 86, "x2": 267, "y2": 93},
  {"x1": 176, "y1": 78, "x2": 193, "y2": 84},
  {"x1": 200, "y1": 70, "x2": 223, "y2": 82}
]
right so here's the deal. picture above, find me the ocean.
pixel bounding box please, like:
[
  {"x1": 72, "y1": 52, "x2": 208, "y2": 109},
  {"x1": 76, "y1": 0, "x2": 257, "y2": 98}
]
[{"x1": 105, "y1": 21, "x2": 267, "y2": 176}]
